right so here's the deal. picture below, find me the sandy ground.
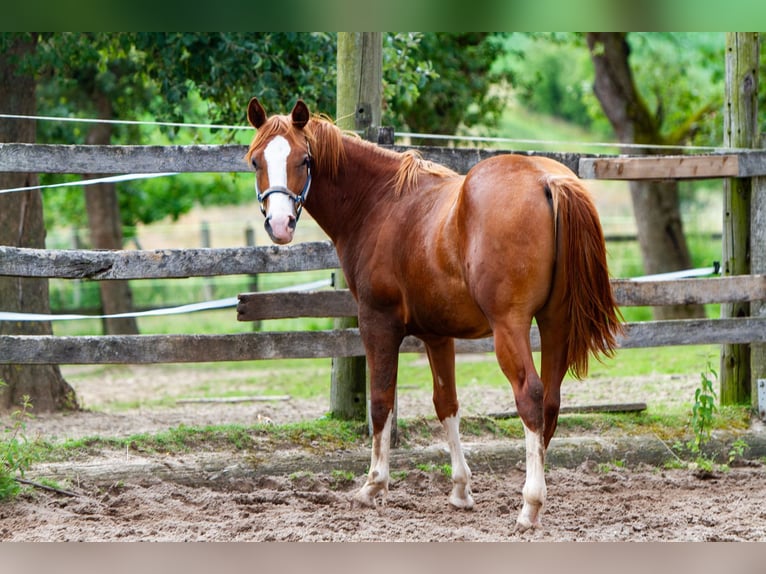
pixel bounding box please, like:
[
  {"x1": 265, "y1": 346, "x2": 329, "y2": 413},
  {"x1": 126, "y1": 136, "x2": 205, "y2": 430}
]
[{"x1": 2, "y1": 362, "x2": 765, "y2": 542}]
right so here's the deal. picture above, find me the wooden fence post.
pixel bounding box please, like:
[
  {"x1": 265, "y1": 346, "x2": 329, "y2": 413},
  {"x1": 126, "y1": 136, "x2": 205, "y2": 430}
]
[
  {"x1": 200, "y1": 221, "x2": 215, "y2": 301},
  {"x1": 244, "y1": 223, "x2": 260, "y2": 332},
  {"x1": 720, "y1": 32, "x2": 759, "y2": 405},
  {"x1": 331, "y1": 33, "x2": 383, "y2": 423},
  {"x1": 752, "y1": 124, "x2": 766, "y2": 415}
]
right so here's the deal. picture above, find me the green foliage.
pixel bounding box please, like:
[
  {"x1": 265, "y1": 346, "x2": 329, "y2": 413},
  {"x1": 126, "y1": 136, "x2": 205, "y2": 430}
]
[
  {"x1": 493, "y1": 33, "x2": 604, "y2": 134},
  {"x1": 133, "y1": 32, "x2": 338, "y2": 126},
  {"x1": 390, "y1": 33, "x2": 504, "y2": 136},
  {"x1": 382, "y1": 34, "x2": 437, "y2": 114},
  {"x1": 51, "y1": 419, "x2": 364, "y2": 461},
  {"x1": 329, "y1": 469, "x2": 355, "y2": 489},
  {"x1": 627, "y1": 33, "x2": 725, "y2": 146},
  {"x1": 661, "y1": 364, "x2": 751, "y2": 471},
  {"x1": 687, "y1": 364, "x2": 718, "y2": 455},
  {"x1": 416, "y1": 462, "x2": 452, "y2": 479},
  {"x1": 0, "y1": 394, "x2": 36, "y2": 502},
  {"x1": 728, "y1": 438, "x2": 748, "y2": 465},
  {"x1": 492, "y1": 32, "x2": 726, "y2": 146}
]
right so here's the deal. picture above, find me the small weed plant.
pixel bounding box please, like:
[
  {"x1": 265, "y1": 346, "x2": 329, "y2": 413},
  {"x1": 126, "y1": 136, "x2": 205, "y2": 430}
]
[
  {"x1": 668, "y1": 364, "x2": 748, "y2": 472},
  {"x1": 0, "y1": 394, "x2": 35, "y2": 501},
  {"x1": 688, "y1": 365, "x2": 718, "y2": 456},
  {"x1": 416, "y1": 462, "x2": 452, "y2": 479}
]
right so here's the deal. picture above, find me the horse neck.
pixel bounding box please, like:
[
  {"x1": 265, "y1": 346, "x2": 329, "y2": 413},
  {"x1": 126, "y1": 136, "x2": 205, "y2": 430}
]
[{"x1": 306, "y1": 138, "x2": 399, "y2": 244}]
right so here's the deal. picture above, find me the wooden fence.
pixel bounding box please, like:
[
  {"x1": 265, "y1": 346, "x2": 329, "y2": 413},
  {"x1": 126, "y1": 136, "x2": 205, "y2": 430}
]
[{"x1": 1, "y1": 143, "x2": 765, "y2": 374}]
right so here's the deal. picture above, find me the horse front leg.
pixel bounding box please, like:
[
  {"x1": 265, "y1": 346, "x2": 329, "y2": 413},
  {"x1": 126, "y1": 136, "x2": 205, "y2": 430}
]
[
  {"x1": 424, "y1": 336, "x2": 474, "y2": 510},
  {"x1": 353, "y1": 316, "x2": 404, "y2": 509}
]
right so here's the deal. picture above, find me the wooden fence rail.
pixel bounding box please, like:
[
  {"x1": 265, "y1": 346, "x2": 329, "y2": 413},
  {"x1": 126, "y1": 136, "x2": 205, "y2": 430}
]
[
  {"x1": 0, "y1": 242, "x2": 339, "y2": 279},
  {"x1": 2, "y1": 318, "x2": 765, "y2": 365},
  {"x1": 1, "y1": 239, "x2": 765, "y2": 364},
  {"x1": 4, "y1": 142, "x2": 766, "y2": 179},
  {"x1": 237, "y1": 274, "x2": 766, "y2": 320}
]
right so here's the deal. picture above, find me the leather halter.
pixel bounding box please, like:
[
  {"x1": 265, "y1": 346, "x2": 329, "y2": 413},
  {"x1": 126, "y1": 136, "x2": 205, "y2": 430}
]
[{"x1": 255, "y1": 140, "x2": 313, "y2": 222}]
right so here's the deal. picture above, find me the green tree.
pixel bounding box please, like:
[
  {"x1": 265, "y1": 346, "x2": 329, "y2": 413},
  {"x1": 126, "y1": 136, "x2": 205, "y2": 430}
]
[
  {"x1": 0, "y1": 34, "x2": 77, "y2": 412},
  {"x1": 384, "y1": 33, "x2": 504, "y2": 137},
  {"x1": 134, "y1": 32, "x2": 338, "y2": 126},
  {"x1": 492, "y1": 33, "x2": 602, "y2": 133},
  {"x1": 587, "y1": 33, "x2": 722, "y2": 319},
  {"x1": 34, "y1": 33, "x2": 149, "y2": 334}
]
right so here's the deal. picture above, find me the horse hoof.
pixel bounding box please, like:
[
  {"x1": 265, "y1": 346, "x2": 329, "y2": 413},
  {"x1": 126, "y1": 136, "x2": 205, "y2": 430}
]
[
  {"x1": 352, "y1": 491, "x2": 376, "y2": 509},
  {"x1": 514, "y1": 517, "x2": 537, "y2": 533},
  {"x1": 352, "y1": 481, "x2": 387, "y2": 510},
  {"x1": 515, "y1": 508, "x2": 542, "y2": 532},
  {"x1": 449, "y1": 487, "x2": 475, "y2": 510}
]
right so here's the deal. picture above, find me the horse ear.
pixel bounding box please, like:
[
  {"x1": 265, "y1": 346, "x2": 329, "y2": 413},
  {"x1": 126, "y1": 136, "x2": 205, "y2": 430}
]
[
  {"x1": 247, "y1": 97, "x2": 267, "y2": 129},
  {"x1": 291, "y1": 100, "x2": 310, "y2": 130}
]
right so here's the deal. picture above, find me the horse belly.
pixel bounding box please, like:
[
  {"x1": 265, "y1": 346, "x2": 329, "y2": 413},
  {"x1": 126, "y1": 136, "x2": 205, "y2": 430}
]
[{"x1": 404, "y1": 281, "x2": 491, "y2": 339}]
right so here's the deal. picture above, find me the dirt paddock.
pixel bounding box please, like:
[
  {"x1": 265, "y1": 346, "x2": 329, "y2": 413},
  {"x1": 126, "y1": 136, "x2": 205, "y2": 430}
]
[{"x1": 2, "y1": 364, "x2": 766, "y2": 541}]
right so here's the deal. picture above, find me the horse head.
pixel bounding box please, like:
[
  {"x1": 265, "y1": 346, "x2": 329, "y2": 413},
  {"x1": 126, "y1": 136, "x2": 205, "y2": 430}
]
[{"x1": 246, "y1": 97, "x2": 312, "y2": 245}]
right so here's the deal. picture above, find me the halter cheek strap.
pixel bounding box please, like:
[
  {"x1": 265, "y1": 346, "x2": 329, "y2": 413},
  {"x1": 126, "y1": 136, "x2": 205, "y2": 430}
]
[
  {"x1": 256, "y1": 141, "x2": 313, "y2": 222},
  {"x1": 256, "y1": 164, "x2": 312, "y2": 220}
]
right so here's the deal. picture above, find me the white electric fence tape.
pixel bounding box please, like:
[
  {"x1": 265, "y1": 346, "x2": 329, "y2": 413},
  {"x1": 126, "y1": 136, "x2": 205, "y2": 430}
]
[{"x1": 0, "y1": 278, "x2": 331, "y2": 322}]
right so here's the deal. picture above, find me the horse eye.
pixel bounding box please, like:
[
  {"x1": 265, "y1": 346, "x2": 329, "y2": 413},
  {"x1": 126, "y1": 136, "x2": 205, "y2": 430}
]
[{"x1": 251, "y1": 157, "x2": 259, "y2": 170}]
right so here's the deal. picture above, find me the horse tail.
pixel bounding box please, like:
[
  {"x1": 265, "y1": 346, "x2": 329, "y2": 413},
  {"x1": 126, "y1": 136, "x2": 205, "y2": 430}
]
[{"x1": 545, "y1": 174, "x2": 623, "y2": 378}]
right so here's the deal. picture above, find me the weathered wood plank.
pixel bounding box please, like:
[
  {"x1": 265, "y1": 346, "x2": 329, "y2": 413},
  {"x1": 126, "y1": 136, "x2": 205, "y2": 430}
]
[
  {"x1": 0, "y1": 330, "x2": 366, "y2": 364},
  {"x1": 0, "y1": 142, "x2": 586, "y2": 176},
  {"x1": 236, "y1": 276, "x2": 766, "y2": 322},
  {"x1": 2, "y1": 318, "x2": 765, "y2": 365},
  {"x1": 237, "y1": 290, "x2": 357, "y2": 320},
  {"x1": 0, "y1": 143, "x2": 249, "y2": 173},
  {"x1": 737, "y1": 151, "x2": 766, "y2": 178},
  {"x1": 0, "y1": 242, "x2": 340, "y2": 279},
  {"x1": 489, "y1": 402, "x2": 647, "y2": 419},
  {"x1": 5, "y1": 142, "x2": 766, "y2": 181},
  {"x1": 618, "y1": 318, "x2": 766, "y2": 348},
  {"x1": 612, "y1": 275, "x2": 766, "y2": 306},
  {"x1": 579, "y1": 154, "x2": 740, "y2": 180}
]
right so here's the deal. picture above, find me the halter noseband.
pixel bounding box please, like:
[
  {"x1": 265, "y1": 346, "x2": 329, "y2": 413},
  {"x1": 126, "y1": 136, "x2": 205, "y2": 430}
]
[{"x1": 255, "y1": 140, "x2": 313, "y2": 222}]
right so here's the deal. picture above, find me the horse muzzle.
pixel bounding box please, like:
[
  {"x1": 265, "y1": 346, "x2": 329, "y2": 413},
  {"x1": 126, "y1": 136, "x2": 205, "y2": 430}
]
[
  {"x1": 264, "y1": 211, "x2": 297, "y2": 245},
  {"x1": 259, "y1": 187, "x2": 301, "y2": 244}
]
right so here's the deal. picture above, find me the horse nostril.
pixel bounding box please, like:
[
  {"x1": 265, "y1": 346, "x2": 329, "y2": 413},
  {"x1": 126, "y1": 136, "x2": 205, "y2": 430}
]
[
  {"x1": 264, "y1": 216, "x2": 273, "y2": 233},
  {"x1": 288, "y1": 216, "x2": 297, "y2": 231}
]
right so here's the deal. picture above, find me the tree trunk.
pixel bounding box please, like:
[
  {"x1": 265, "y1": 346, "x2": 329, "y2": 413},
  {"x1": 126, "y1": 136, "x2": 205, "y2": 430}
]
[
  {"x1": 0, "y1": 35, "x2": 78, "y2": 413},
  {"x1": 84, "y1": 91, "x2": 139, "y2": 335},
  {"x1": 586, "y1": 32, "x2": 705, "y2": 320}
]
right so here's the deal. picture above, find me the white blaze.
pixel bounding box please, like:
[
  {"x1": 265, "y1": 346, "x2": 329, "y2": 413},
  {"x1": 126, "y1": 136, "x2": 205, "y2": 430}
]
[
  {"x1": 260, "y1": 135, "x2": 297, "y2": 244},
  {"x1": 263, "y1": 135, "x2": 291, "y2": 188}
]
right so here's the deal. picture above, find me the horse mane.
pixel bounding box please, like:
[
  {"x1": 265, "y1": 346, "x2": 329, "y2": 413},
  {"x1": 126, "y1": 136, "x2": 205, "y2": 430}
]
[
  {"x1": 392, "y1": 149, "x2": 457, "y2": 198},
  {"x1": 245, "y1": 113, "x2": 457, "y2": 196}
]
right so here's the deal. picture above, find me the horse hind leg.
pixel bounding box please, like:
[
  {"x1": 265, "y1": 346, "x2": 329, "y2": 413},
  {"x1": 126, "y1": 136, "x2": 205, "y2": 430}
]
[
  {"x1": 492, "y1": 322, "x2": 547, "y2": 531},
  {"x1": 537, "y1": 309, "x2": 571, "y2": 449},
  {"x1": 424, "y1": 336, "x2": 474, "y2": 510}
]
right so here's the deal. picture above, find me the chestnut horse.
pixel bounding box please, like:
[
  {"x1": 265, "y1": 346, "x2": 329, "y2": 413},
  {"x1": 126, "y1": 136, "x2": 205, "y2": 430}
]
[{"x1": 245, "y1": 98, "x2": 622, "y2": 531}]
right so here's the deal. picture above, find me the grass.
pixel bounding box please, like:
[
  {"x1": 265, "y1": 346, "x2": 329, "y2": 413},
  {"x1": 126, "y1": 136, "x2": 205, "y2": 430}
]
[
  {"x1": 8, "y1": 401, "x2": 750, "y2": 480},
  {"x1": 55, "y1": 343, "x2": 722, "y2": 413},
  {"x1": 36, "y1": 418, "x2": 366, "y2": 464}
]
